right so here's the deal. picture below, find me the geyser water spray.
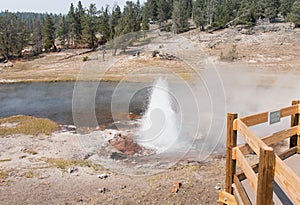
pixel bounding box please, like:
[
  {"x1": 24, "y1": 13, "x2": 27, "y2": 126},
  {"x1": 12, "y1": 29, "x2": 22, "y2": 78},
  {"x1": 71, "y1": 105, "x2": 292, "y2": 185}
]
[{"x1": 138, "y1": 78, "x2": 180, "y2": 153}]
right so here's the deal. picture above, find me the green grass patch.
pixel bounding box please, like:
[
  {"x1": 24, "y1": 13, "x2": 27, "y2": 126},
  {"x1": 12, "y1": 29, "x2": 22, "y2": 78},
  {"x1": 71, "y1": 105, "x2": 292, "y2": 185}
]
[
  {"x1": 0, "y1": 158, "x2": 12, "y2": 162},
  {"x1": 43, "y1": 158, "x2": 104, "y2": 171},
  {"x1": 19, "y1": 155, "x2": 27, "y2": 159},
  {"x1": 25, "y1": 150, "x2": 38, "y2": 155},
  {"x1": 0, "y1": 115, "x2": 59, "y2": 137},
  {"x1": 0, "y1": 170, "x2": 9, "y2": 182}
]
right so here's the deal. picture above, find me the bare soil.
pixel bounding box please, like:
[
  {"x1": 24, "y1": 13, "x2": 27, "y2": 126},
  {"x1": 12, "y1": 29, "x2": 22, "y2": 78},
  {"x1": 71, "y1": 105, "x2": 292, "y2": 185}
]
[{"x1": 0, "y1": 118, "x2": 225, "y2": 205}]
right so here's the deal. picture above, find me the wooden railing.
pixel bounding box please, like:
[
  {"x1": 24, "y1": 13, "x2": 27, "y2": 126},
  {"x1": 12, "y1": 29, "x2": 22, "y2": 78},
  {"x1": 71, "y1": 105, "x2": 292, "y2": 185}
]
[{"x1": 220, "y1": 100, "x2": 300, "y2": 205}]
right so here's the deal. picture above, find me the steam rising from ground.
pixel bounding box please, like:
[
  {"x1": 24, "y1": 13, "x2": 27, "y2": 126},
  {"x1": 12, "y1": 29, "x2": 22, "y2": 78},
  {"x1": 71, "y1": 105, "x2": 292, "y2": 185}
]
[
  {"x1": 220, "y1": 64, "x2": 300, "y2": 139},
  {"x1": 136, "y1": 63, "x2": 300, "y2": 156}
]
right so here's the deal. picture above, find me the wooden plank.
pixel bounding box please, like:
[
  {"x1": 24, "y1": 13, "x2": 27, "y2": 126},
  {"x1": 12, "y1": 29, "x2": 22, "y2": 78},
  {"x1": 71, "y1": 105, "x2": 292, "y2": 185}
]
[
  {"x1": 226, "y1": 113, "x2": 238, "y2": 195},
  {"x1": 256, "y1": 147, "x2": 275, "y2": 205},
  {"x1": 263, "y1": 126, "x2": 298, "y2": 147},
  {"x1": 236, "y1": 119, "x2": 269, "y2": 155},
  {"x1": 219, "y1": 191, "x2": 238, "y2": 205},
  {"x1": 278, "y1": 147, "x2": 297, "y2": 160},
  {"x1": 281, "y1": 104, "x2": 299, "y2": 118},
  {"x1": 239, "y1": 112, "x2": 268, "y2": 128},
  {"x1": 274, "y1": 155, "x2": 300, "y2": 204},
  {"x1": 238, "y1": 126, "x2": 298, "y2": 155},
  {"x1": 233, "y1": 175, "x2": 252, "y2": 205},
  {"x1": 236, "y1": 163, "x2": 259, "y2": 182},
  {"x1": 233, "y1": 148, "x2": 258, "y2": 192},
  {"x1": 290, "y1": 101, "x2": 299, "y2": 148},
  {"x1": 232, "y1": 189, "x2": 241, "y2": 205},
  {"x1": 236, "y1": 105, "x2": 299, "y2": 129},
  {"x1": 237, "y1": 147, "x2": 297, "y2": 181}
]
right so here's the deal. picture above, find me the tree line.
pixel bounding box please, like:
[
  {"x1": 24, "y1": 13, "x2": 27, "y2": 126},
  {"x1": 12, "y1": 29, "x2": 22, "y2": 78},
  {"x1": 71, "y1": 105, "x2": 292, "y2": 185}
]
[{"x1": 1, "y1": 0, "x2": 300, "y2": 60}]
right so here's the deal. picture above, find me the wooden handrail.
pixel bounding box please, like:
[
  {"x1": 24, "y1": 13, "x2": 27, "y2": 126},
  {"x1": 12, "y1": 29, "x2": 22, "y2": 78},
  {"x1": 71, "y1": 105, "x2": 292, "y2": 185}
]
[
  {"x1": 233, "y1": 175, "x2": 252, "y2": 205},
  {"x1": 239, "y1": 112, "x2": 269, "y2": 128},
  {"x1": 281, "y1": 104, "x2": 300, "y2": 118},
  {"x1": 222, "y1": 101, "x2": 300, "y2": 205},
  {"x1": 233, "y1": 147, "x2": 258, "y2": 192},
  {"x1": 237, "y1": 126, "x2": 299, "y2": 155},
  {"x1": 275, "y1": 156, "x2": 300, "y2": 204},
  {"x1": 235, "y1": 119, "x2": 270, "y2": 156},
  {"x1": 233, "y1": 104, "x2": 300, "y2": 129}
]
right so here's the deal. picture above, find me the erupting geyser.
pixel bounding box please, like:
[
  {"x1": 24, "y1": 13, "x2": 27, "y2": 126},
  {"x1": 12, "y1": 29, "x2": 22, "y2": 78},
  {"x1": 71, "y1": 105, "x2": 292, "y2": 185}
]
[{"x1": 138, "y1": 78, "x2": 180, "y2": 153}]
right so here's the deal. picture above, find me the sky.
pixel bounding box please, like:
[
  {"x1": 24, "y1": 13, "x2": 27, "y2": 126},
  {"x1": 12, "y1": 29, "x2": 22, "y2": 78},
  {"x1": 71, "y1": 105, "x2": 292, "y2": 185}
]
[{"x1": 1, "y1": 0, "x2": 146, "y2": 14}]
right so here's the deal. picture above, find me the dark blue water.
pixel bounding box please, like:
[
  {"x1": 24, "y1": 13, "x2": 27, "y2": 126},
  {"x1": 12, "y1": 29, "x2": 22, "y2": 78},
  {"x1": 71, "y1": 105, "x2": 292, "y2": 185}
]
[{"x1": 0, "y1": 82, "x2": 151, "y2": 126}]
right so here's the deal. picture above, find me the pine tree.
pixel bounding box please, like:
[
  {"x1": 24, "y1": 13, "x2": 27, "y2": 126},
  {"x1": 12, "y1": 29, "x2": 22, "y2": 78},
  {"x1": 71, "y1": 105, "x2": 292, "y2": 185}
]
[
  {"x1": 214, "y1": 3, "x2": 231, "y2": 27},
  {"x1": 116, "y1": 1, "x2": 141, "y2": 35},
  {"x1": 157, "y1": 0, "x2": 169, "y2": 25},
  {"x1": 99, "y1": 6, "x2": 110, "y2": 41},
  {"x1": 172, "y1": 0, "x2": 181, "y2": 33},
  {"x1": 82, "y1": 4, "x2": 99, "y2": 48},
  {"x1": 67, "y1": 3, "x2": 76, "y2": 46},
  {"x1": 238, "y1": 0, "x2": 259, "y2": 26},
  {"x1": 0, "y1": 11, "x2": 28, "y2": 59},
  {"x1": 57, "y1": 16, "x2": 69, "y2": 47},
  {"x1": 172, "y1": 0, "x2": 189, "y2": 33},
  {"x1": 15, "y1": 19, "x2": 29, "y2": 57},
  {"x1": 265, "y1": 0, "x2": 280, "y2": 22},
  {"x1": 145, "y1": 0, "x2": 158, "y2": 21},
  {"x1": 136, "y1": 0, "x2": 142, "y2": 20},
  {"x1": 186, "y1": 0, "x2": 193, "y2": 18},
  {"x1": 74, "y1": 1, "x2": 85, "y2": 43},
  {"x1": 193, "y1": 0, "x2": 207, "y2": 30},
  {"x1": 110, "y1": 5, "x2": 122, "y2": 39},
  {"x1": 289, "y1": 0, "x2": 300, "y2": 27},
  {"x1": 280, "y1": 0, "x2": 295, "y2": 19},
  {"x1": 111, "y1": 2, "x2": 142, "y2": 54},
  {"x1": 168, "y1": 0, "x2": 174, "y2": 19},
  {"x1": 43, "y1": 14, "x2": 56, "y2": 51},
  {"x1": 142, "y1": 9, "x2": 150, "y2": 33},
  {"x1": 32, "y1": 20, "x2": 43, "y2": 54}
]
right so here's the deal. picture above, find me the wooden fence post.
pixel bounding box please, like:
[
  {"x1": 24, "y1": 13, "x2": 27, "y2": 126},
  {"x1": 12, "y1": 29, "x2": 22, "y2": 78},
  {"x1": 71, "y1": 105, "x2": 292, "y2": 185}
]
[
  {"x1": 256, "y1": 147, "x2": 275, "y2": 205},
  {"x1": 225, "y1": 113, "x2": 238, "y2": 195},
  {"x1": 290, "y1": 100, "x2": 300, "y2": 148}
]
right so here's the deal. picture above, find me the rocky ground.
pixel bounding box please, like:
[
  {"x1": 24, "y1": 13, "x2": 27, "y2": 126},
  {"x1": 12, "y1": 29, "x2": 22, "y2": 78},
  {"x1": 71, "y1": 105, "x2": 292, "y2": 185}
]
[
  {"x1": 0, "y1": 117, "x2": 225, "y2": 205},
  {"x1": 0, "y1": 22, "x2": 300, "y2": 204}
]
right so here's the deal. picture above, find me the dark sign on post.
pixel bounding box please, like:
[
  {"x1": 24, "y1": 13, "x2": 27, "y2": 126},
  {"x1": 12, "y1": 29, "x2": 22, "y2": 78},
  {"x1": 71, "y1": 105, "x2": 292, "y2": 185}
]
[{"x1": 269, "y1": 110, "x2": 281, "y2": 125}]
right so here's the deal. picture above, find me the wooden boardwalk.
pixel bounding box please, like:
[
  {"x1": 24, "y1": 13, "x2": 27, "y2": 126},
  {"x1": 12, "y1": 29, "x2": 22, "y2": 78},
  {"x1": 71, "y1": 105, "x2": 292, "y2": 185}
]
[
  {"x1": 241, "y1": 154, "x2": 300, "y2": 205},
  {"x1": 220, "y1": 101, "x2": 300, "y2": 205}
]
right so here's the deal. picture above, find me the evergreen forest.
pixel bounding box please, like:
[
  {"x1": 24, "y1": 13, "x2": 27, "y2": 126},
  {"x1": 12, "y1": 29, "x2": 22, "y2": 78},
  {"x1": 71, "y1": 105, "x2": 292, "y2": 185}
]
[{"x1": 1, "y1": 0, "x2": 300, "y2": 60}]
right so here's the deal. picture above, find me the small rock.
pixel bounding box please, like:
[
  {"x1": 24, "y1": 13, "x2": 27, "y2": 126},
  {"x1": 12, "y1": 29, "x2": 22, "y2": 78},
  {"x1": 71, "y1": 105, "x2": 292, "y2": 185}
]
[
  {"x1": 67, "y1": 167, "x2": 78, "y2": 174},
  {"x1": 0, "y1": 61, "x2": 13, "y2": 68},
  {"x1": 120, "y1": 185, "x2": 126, "y2": 189},
  {"x1": 110, "y1": 152, "x2": 127, "y2": 160},
  {"x1": 98, "y1": 173, "x2": 109, "y2": 179},
  {"x1": 172, "y1": 182, "x2": 182, "y2": 193},
  {"x1": 60, "y1": 125, "x2": 76, "y2": 133},
  {"x1": 99, "y1": 187, "x2": 108, "y2": 193},
  {"x1": 67, "y1": 167, "x2": 73, "y2": 174},
  {"x1": 214, "y1": 183, "x2": 221, "y2": 190}
]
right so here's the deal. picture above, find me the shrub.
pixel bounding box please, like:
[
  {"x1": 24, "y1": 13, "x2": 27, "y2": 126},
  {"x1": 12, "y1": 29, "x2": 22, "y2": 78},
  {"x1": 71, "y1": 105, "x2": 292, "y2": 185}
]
[
  {"x1": 220, "y1": 44, "x2": 238, "y2": 61},
  {"x1": 82, "y1": 56, "x2": 89, "y2": 62}
]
